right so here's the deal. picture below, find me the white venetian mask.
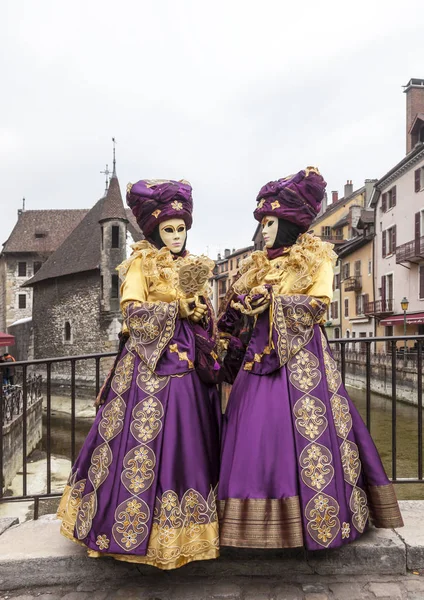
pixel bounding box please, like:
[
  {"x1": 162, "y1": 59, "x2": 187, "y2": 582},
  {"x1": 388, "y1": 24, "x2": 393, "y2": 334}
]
[
  {"x1": 261, "y1": 215, "x2": 278, "y2": 248},
  {"x1": 159, "y1": 218, "x2": 187, "y2": 254}
]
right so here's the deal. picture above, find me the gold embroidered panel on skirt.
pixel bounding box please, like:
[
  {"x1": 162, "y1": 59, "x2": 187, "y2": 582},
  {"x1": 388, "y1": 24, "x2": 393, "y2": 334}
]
[
  {"x1": 69, "y1": 350, "x2": 131, "y2": 541},
  {"x1": 143, "y1": 486, "x2": 219, "y2": 568},
  {"x1": 320, "y1": 330, "x2": 369, "y2": 535},
  {"x1": 57, "y1": 471, "x2": 87, "y2": 541},
  {"x1": 112, "y1": 353, "x2": 135, "y2": 396},
  {"x1": 136, "y1": 362, "x2": 169, "y2": 395},
  {"x1": 110, "y1": 357, "x2": 168, "y2": 552},
  {"x1": 288, "y1": 349, "x2": 322, "y2": 393},
  {"x1": 293, "y1": 394, "x2": 327, "y2": 440},
  {"x1": 289, "y1": 345, "x2": 340, "y2": 548}
]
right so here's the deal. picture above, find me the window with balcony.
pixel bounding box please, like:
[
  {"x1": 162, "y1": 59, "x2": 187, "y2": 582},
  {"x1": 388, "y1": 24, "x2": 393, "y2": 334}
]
[
  {"x1": 382, "y1": 226, "x2": 396, "y2": 257},
  {"x1": 342, "y1": 263, "x2": 350, "y2": 280},
  {"x1": 354, "y1": 260, "x2": 361, "y2": 276}
]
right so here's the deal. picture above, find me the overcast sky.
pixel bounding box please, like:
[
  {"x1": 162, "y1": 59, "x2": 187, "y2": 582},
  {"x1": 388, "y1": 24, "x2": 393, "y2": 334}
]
[{"x1": 1, "y1": 0, "x2": 422, "y2": 257}]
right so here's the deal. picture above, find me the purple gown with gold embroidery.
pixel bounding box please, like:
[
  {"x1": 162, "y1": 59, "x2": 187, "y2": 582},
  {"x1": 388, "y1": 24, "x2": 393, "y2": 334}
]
[
  {"x1": 217, "y1": 234, "x2": 403, "y2": 550},
  {"x1": 58, "y1": 241, "x2": 221, "y2": 570}
]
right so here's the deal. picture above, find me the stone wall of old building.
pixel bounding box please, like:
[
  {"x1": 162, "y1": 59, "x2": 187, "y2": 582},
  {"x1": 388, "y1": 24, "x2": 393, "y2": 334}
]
[
  {"x1": 1, "y1": 253, "x2": 46, "y2": 330},
  {"x1": 32, "y1": 271, "x2": 119, "y2": 390}
]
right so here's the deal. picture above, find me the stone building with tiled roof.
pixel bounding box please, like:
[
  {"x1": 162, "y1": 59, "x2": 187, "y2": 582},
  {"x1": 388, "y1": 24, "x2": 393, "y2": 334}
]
[
  {"x1": 22, "y1": 169, "x2": 142, "y2": 385},
  {"x1": 0, "y1": 208, "x2": 88, "y2": 331}
]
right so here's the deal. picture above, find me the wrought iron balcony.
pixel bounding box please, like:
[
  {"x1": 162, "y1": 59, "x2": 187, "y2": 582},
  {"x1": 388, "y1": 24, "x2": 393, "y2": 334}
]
[
  {"x1": 344, "y1": 276, "x2": 362, "y2": 292},
  {"x1": 364, "y1": 299, "x2": 394, "y2": 316},
  {"x1": 396, "y1": 236, "x2": 424, "y2": 264}
]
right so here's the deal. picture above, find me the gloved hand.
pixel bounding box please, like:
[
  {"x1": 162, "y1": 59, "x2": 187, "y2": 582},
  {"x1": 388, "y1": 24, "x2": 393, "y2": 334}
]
[{"x1": 189, "y1": 297, "x2": 207, "y2": 323}]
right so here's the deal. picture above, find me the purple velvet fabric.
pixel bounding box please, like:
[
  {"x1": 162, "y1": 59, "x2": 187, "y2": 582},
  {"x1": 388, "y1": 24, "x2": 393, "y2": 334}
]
[
  {"x1": 66, "y1": 312, "x2": 221, "y2": 558},
  {"x1": 127, "y1": 180, "x2": 193, "y2": 237},
  {"x1": 254, "y1": 169, "x2": 326, "y2": 232},
  {"x1": 218, "y1": 303, "x2": 396, "y2": 550}
]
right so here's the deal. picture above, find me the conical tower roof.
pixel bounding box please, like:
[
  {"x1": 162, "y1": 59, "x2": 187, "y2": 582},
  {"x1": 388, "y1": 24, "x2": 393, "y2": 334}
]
[{"x1": 98, "y1": 173, "x2": 128, "y2": 223}]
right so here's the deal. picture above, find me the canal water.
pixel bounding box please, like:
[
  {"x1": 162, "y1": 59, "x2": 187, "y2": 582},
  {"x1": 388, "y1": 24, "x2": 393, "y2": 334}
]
[{"x1": 42, "y1": 385, "x2": 424, "y2": 501}]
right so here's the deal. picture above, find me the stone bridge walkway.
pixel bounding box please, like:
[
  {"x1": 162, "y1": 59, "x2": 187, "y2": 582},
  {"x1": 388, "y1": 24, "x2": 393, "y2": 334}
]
[{"x1": 0, "y1": 501, "x2": 424, "y2": 599}]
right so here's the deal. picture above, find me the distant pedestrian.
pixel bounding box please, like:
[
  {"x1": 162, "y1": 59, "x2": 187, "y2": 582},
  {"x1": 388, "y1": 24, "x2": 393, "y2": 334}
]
[{"x1": 3, "y1": 353, "x2": 15, "y2": 385}]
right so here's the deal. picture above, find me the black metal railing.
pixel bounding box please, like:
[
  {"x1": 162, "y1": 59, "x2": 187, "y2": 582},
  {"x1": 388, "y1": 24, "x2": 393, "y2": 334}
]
[
  {"x1": 2, "y1": 375, "x2": 43, "y2": 425},
  {"x1": 0, "y1": 352, "x2": 115, "y2": 518},
  {"x1": 1, "y1": 338, "x2": 424, "y2": 519},
  {"x1": 344, "y1": 276, "x2": 362, "y2": 292},
  {"x1": 396, "y1": 236, "x2": 424, "y2": 264},
  {"x1": 364, "y1": 299, "x2": 394, "y2": 315}
]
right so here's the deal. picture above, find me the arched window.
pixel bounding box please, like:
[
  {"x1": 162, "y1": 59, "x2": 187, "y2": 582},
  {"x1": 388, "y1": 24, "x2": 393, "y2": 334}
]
[
  {"x1": 346, "y1": 330, "x2": 350, "y2": 338},
  {"x1": 64, "y1": 321, "x2": 72, "y2": 342}
]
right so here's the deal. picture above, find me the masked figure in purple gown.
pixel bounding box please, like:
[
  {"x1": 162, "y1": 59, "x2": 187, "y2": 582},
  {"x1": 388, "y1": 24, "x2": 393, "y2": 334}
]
[
  {"x1": 217, "y1": 167, "x2": 403, "y2": 550},
  {"x1": 58, "y1": 179, "x2": 221, "y2": 570}
]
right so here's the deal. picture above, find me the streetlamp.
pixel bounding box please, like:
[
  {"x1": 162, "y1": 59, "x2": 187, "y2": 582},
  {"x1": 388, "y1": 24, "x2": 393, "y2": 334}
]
[{"x1": 401, "y1": 296, "x2": 409, "y2": 362}]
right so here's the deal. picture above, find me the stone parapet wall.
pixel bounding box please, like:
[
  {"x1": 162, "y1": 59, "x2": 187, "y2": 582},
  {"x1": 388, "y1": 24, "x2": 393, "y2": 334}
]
[{"x1": 2, "y1": 396, "x2": 43, "y2": 490}]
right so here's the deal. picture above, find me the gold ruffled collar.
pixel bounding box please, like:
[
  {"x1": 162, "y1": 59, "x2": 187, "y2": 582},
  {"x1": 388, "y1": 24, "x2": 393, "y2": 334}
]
[
  {"x1": 233, "y1": 233, "x2": 337, "y2": 295},
  {"x1": 118, "y1": 240, "x2": 215, "y2": 298}
]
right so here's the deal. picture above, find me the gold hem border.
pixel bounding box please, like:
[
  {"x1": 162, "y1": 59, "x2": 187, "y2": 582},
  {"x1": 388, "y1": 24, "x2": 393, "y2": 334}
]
[
  {"x1": 218, "y1": 497, "x2": 304, "y2": 549},
  {"x1": 368, "y1": 483, "x2": 404, "y2": 529}
]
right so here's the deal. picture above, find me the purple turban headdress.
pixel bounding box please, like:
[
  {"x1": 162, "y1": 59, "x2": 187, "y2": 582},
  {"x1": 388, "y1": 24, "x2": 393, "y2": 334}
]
[
  {"x1": 254, "y1": 167, "x2": 326, "y2": 232},
  {"x1": 126, "y1": 179, "x2": 193, "y2": 237}
]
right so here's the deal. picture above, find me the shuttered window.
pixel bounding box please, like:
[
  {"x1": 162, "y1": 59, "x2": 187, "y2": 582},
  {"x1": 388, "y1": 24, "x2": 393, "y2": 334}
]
[
  {"x1": 382, "y1": 230, "x2": 386, "y2": 257},
  {"x1": 420, "y1": 266, "x2": 424, "y2": 300},
  {"x1": 354, "y1": 260, "x2": 361, "y2": 276},
  {"x1": 382, "y1": 193, "x2": 387, "y2": 212},
  {"x1": 415, "y1": 169, "x2": 422, "y2": 193},
  {"x1": 344, "y1": 299, "x2": 349, "y2": 317}
]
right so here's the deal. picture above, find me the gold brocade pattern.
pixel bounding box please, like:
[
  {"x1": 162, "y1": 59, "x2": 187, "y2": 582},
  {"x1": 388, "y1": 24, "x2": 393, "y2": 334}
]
[
  {"x1": 136, "y1": 361, "x2": 169, "y2": 395},
  {"x1": 141, "y1": 487, "x2": 219, "y2": 567},
  {"x1": 57, "y1": 475, "x2": 86, "y2": 540},
  {"x1": 305, "y1": 494, "x2": 340, "y2": 547},
  {"x1": 293, "y1": 395, "x2": 327, "y2": 440},
  {"x1": 300, "y1": 444, "x2": 334, "y2": 491},
  {"x1": 288, "y1": 349, "x2": 321, "y2": 393},
  {"x1": 320, "y1": 331, "x2": 369, "y2": 534},
  {"x1": 169, "y1": 343, "x2": 194, "y2": 370},
  {"x1": 126, "y1": 301, "x2": 179, "y2": 372},
  {"x1": 112, "y1": 496, "x2": 150, "y2": 551},
  {"x1": 112, "y1": 353, "x2": 135, "y2": 395},
  {"x1": 71, "y1": 348, "x2": 130, "y2": 541},
  {"x1": 99, "y1": 397, "x2": 125, "y2": 442},
  {"x1": 121, "y1": 444, "x2": 156, "y2": 494},
  {"x1": 290, "y1": 344, "x2": 340, "y2": 547},
  {"x1": 131, "y1": 396, "x2": 164, "y2": 444}
]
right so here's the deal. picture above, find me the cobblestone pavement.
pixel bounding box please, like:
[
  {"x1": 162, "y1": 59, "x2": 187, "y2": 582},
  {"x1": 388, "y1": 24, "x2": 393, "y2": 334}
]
[{"x1": 2, "y1": 574, "x2": 424, "y2": 600}]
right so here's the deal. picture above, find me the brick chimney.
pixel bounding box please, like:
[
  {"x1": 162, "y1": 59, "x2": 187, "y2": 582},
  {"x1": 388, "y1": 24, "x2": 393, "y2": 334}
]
[
  {"x1": 331, "y1": 191, "x2": 338, "y2": 204},
  {"x1": 404, "y1": 78, "x2": 424, "y2": 153},
  {"x1": 344, "y1": 180, "x2": 353, "y2": 198}
]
